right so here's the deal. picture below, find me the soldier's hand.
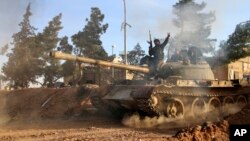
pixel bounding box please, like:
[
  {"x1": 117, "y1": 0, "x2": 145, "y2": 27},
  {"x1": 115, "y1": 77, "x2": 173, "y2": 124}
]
[{"x1": 167, "y1": 32, "x2": 170, "y2": 38}]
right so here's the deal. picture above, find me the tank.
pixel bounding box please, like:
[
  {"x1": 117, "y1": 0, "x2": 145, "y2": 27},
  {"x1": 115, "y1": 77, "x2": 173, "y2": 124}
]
[{"x1": 50, "y1": 49, "x2": 250, "y2": 118}]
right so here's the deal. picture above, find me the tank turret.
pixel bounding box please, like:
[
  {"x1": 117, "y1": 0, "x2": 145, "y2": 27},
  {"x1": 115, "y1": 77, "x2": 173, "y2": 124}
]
[{"x1": 50, "y1": 50, "x2": 214, "y2": 80}]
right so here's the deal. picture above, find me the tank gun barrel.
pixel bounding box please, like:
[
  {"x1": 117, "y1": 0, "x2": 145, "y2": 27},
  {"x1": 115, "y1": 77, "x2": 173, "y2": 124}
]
[{"x1": 50, "y1": 51, "x2": 150, "y2": 73}]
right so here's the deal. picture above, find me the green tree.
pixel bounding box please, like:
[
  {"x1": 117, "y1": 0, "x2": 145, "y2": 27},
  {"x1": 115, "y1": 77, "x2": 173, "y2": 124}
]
[
  {"x1": 171, "y1": 0, "x2": 216, "y2": 53},
  {"x1": 2, "y1": 4, "x2": 40, "y2": 88},
  {"x1": 223, "y1": 20, "x2": 250, "y2": 62},
  {"x1": 38, "y1": 13, "x2": 63, "y2": 86},
  {"x1": 127, "y1": 43, "x2": 145, "y2": 65},
  {"x1": 0, "y1": 44, "x2": 9, "y2": 55},
  {"x1": 72, "y1": 7, "x2": 109, "y2": 60},
  {"x1": 58, "y1": 36, "x2": 73, "y2": 53},
  {"x1": 58, "y1": 36, "x2": 77, "y2": 84}
]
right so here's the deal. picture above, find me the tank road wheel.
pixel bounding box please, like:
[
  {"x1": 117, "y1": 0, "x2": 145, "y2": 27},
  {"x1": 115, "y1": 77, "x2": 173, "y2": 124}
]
[
  {"x1": 165, "y1": 99, "x2": 184, "y2": 118},
  {"x1": 223, "y1": 96, "x2": 234, "y2": 106},
  {"x1": 191, "y1": 98, "x2": 206, "y2": 117},
  {"x1": 222, "y1": 96, "x2": 235, "y2": 114},
  {"x1": 207, "y1": 97, "x2": 221, "y2": 112},
  {"x1": 150, "y1": 95, "x2": 158, "y2": 107},
  {"x1": 236, "y1": 95, "x2": 247, "y2": 108}
]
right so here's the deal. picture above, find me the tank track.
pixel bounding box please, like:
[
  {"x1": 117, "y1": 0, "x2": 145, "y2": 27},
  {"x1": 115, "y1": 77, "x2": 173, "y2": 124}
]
[
  {"x1": 90, "y1": 96, "x2": 108, "y2": 111},
  {"x1": 132, "y1": 85, "x2": 249, "y2": 117},
  {"x1": 135, "y1": 98, "x2": 160, "y2": 116}
]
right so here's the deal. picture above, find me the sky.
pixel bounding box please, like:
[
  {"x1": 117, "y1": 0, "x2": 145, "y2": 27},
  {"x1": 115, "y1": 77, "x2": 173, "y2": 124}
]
[{"x1": 0, "y1": 0, "x2": 250, "y2": 70}]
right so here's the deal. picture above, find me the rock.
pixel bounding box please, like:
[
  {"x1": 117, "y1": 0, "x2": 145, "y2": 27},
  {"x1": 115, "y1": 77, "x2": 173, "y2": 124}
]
[
  {"x1": 193, "y1": 125, "x2": 202, "y2": 132},
  {"x1": 203, "y1": 121, "x2": 213, "y2": 127}
]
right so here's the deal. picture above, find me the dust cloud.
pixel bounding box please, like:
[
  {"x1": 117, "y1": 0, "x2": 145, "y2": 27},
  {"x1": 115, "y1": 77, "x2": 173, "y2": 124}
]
[
  {"x1": 221, "y1": 103, "x2": 242, "y2": 116},
  {"x1": 122, "y1": 103, "x2": 243, "y2": 129},
  {"x1": 122, "y1": 113, "x2": 184, "y2": 128}
]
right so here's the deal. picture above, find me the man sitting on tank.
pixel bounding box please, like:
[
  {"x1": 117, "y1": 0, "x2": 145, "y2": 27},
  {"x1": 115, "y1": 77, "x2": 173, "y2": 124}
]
[
  {"x1": 149, "y1": 33, "x2": 170, "y2": 66},
  {"x1": 139, "y1": 33, "x2": 170, "y2": 79},
  {"x1": 188, "y1": 46, "x2": 202, "y2": 64},
  {"x1": 170, "y1": 49, "x2": 182, "y2": 62}
]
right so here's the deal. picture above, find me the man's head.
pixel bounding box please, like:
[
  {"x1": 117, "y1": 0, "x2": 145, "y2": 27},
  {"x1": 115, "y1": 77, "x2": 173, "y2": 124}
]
[{"x1": 154, "y1": 39, "x2": 160, "y2": 46}]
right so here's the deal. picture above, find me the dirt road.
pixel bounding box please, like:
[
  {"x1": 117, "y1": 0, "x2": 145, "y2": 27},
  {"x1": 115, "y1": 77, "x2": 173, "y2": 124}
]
[{"x1": 0, "y1": 114, "x2": 177, "y2": 141}]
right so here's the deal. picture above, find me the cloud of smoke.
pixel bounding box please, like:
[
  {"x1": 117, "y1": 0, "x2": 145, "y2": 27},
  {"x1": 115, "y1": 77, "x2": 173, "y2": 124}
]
[
  {"x1": 0, "y1": 0, "x2": 42, "y2": 46},
  {"x1": 127, "y1": 0, "x2": 177, "y2": 42},
  {"x1": 169, "y1": 1, "x2": 216, "y2": 54},
  {"x1": 125, "y1": 0, "x2": 219, "y2": 58}
]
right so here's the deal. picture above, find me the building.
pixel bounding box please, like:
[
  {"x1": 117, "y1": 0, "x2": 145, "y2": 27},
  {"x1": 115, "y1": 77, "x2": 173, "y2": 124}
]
[
  {"x1": 0, "y1": 79, "x2": 9, "y2": 90},
  {"x1": 213, "y1": 57, "x2": 250, "y2": 80}
]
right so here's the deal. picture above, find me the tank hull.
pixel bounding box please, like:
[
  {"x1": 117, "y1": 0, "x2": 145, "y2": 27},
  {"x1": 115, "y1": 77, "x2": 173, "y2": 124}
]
[{"x1": 91, "y1": 82, "x2": 250, "y2": 117}]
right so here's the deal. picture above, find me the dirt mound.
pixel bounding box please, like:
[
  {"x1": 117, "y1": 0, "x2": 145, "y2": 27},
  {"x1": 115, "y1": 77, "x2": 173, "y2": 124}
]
[
  {"x1": 169, "y1": 103, "x2": 250, "y2": 141},
  {"x1": 1, "y1": 85, "x2": 98, "y2": 122},
  {"x1": 173, "y1": 120, "x2": 229, "y2": 141}
]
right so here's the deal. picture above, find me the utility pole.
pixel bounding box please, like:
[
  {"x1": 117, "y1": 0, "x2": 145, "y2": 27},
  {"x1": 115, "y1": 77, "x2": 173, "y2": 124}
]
[
  {"x1": 112, "y1": 45, "x2": 115, "y2": 78},
  {"x1": 112, "y1": 45, "x2": 114, "y2": 58},
  {"x1": 123, "y1": 0, "x2": 127, "y2": 64},
  {"x1": 122, "y1": 0, "x2": 131, "y2": 65},
  {"x1": 122, "y1": 0, "x2": 131, "y2": 80}
]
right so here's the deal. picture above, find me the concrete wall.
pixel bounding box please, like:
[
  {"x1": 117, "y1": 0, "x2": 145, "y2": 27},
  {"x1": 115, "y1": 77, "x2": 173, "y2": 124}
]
[
  {"x1": 213, "y1": 56, "x2": 250, "y2": 80},
  {"x1": 228, "y1": 56, "x2": 250, "y2": 80}
]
